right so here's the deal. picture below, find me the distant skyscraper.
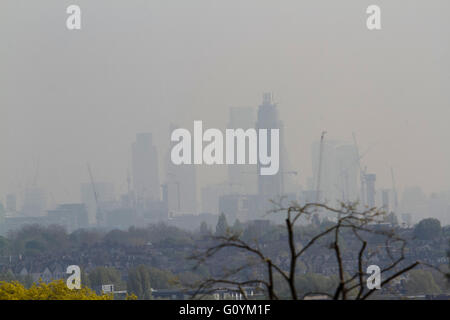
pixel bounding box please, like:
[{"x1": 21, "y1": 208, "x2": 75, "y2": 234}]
[
  {"x1": 227, "y1": 107, "x2": 257, "y2": 195},
  {"x1": 335, "y1": 145, "x2": 359, "y2": 203},
  {"x1": 311, "y1": 141, "x2": 359, "y2": 205},
  {"x1": 132, "y1": 133, "x2": 160, "y2": 209},
  {"x1": 312, "y1": 139, "x2": 336, "y2": 204},
  {"x1": 256, "y1": 93, "x2": 285, "y2": 211},
  {"x1": 166, "y1": 124, "x2": 197, "y2": 215}
]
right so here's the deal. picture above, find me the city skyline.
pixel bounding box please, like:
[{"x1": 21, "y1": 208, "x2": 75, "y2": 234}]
[
  {"x1": 1, "y1": 95, "x2": 449, "y2": 226},
  {"x1": 1, "y1": 1, "x2": 450, "y2": 226},
  {"x1": 0, "y1": 1, "x2": 448, "y2": 304}
]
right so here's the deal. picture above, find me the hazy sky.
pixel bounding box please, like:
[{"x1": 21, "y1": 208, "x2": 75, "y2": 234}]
[{"x1": 1, "y1": 0, "x2": 449, "y2": 206}]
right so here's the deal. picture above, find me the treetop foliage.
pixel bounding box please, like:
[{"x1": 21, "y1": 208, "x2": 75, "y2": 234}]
[
  {"x1": 413, "y1": 218, "x2": 442, "y2": 240},
  {"x1": 0, "y1": 280, "x2": 112, "y2": 300}
]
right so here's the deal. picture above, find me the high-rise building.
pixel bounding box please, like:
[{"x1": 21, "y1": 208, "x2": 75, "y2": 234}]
[
  {"x1": 227, "y1": 107, "x2": 257, "y2": 195},
  {"x1": 335, "y1": 145, "x2": 359, "y2": 203},
  {"x1": 132, "y1": 133, "x2": 160, "y2": 209},
  {"x1": 311, "y1": 141, "x2": 359, "y2": 205},
  {"x1": 256, "y1": 93, "x2": 284, "y2": 206},
  {"x1": 166, "y1": 124, "x2": 197, "y2": 215},
  {"x1": 311, "y1": 139, "x2": 338, "y2": 204}
]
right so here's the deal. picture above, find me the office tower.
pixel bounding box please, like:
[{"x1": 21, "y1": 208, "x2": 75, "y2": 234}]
[
  {"x1": 132, "y1": 133, "x2": 160, "y2": 209},
  {"x1": 227, "y1": 107, "x2": 257, "y2": 194},
  {"x1": 311, "y1": 141, "x2": 359, "y2": 205},
  {"x1": 335, "y1": 145, "x2": 359, "y2": 203},
  {"x1": 166, "y1": 124, "x2": 197, "y2": 215},
  {"x1": 311, "y1": 139, "x2": 338, "y2": 204},
  {"x1": 256, "y1": 93, "x2": 284, "y2": 203},
  {"x1": 365, "y1": 173, "x2": 376, "y2": 208},
  {"x1": 22, "y1": 186, "x2": 46, "y2": 216}
]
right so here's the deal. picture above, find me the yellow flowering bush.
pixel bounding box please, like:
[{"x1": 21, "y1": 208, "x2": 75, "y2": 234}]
[{"x1": 0, "y1": 280, "x2": 113, "y2": 300}]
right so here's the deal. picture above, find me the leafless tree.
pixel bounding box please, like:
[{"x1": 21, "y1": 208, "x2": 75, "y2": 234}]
[{"x1": 189, "y1": 202, "x2": 434, "y2": 300}]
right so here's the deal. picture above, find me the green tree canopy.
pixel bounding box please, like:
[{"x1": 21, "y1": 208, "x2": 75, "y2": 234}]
[
  {"x1": 405, "y1": 269, "x2": 441, "y2": 295},
  {"x1": 147, "y1": 267, "x2": 179, "y2": 289},
  {"x1": 0, "y1": 236, "x2": 9, "y2": 256},
  {"x1": 88, "y1": 267, "x2": 122, "y2": 289},
  {"x1": 8, "y1": 224, "x2": 70, "y2": 255},
  {"x1": 127, "y1": 265, "x2": 152, "y2": 300},
  {"x1": 413, "y1": 218, "x2": 442, "y2": 240},
  {"x1": 0, "y1": 280, "x2": 111, "y2": 300}
]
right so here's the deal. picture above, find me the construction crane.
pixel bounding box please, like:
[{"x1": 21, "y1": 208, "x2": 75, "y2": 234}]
[{"x1": 87, "y1": 163, "x2": 103, "y2": 227}]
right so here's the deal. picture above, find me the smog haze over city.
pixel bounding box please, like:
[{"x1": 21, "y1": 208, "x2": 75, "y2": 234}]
[{"x1": 0, "y1": 0, "x2": 449, "y2": 304}]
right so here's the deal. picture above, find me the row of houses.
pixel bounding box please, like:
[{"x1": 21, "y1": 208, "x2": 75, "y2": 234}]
[{"x1": 2, "y1": 263, "x2": 67, "y2": 283}]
